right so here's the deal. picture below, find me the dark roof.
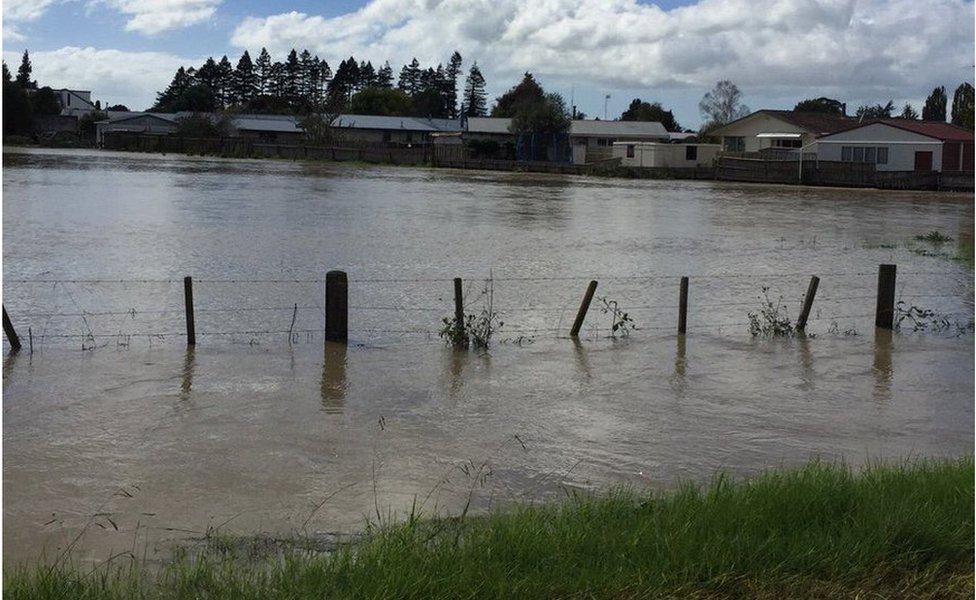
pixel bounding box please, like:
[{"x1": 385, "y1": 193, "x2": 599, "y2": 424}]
[
  {"x1": 818, "y1": 119, "x2": 975, "y2": 142},
  {"x1": 756, "y1": 110, "x2": 856, "y2": 135},
  {"x1": 712, "y1": 109, "x2": 856, "y2": 136},
  {"x1": 877, "y1": 119, "x2": 974, "y2": 142}
]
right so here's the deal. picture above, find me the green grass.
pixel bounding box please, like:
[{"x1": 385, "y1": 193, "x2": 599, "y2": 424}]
[{"x1": 5, "y1": 458, "x2": 973, "y2": 599}]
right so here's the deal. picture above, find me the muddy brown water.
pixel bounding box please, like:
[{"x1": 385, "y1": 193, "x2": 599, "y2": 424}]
[{"x1": 3, "y1": 148, "x2": 974, "y2": 564}]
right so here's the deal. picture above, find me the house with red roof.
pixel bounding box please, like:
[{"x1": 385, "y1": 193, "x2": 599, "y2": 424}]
[{"x1": 814, "y1": 120, "x2": 974, "y2": 172}]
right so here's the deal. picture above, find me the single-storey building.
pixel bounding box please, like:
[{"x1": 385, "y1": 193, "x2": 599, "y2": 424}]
[
  {"x1": 570, "y1": 120, "x2": 670, "y2": 163},
  {"x1": 711, "y1": 110, "x2": 855, "y2": 155},
  {"x1": 333, "y1": 115, "x2": 461, "y2": 145},
  {"x1": 95, "y1": 112, "x2": 179, "y2": 144},
  {"x1": 813, "y1": 120, "x2": 974, "y2": 172},
  {"x1": 612, "y1": 141, "x2": 721, "y2": 168},
  {"x1": 229, "y1": 114, "x2": 304, "y2": 143}
]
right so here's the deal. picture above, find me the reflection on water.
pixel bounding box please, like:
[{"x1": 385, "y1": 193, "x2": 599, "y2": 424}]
[
  {"x1": 320, "y1": 341, "x2": 347, "y2": 411},
  {"x1": 671, "y1": 335, "x2": 686, "y2": 397},
  {"x1": 872, "y1": 328, "x2": 894, "y2": 403},
  {"x1": 179, "y1": 348, "x2": 195, "y2": 401}
]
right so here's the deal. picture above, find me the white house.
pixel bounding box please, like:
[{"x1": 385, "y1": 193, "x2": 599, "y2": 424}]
[
  {"x1": 612, "y1": 142, "x2": 721, "y2": 168},
  {"x1": 56, "y1": 89, "x2": 97, "y2": 116},
  {"x1": 814, "y1": 120, "x2": 974, "y2": 172}
]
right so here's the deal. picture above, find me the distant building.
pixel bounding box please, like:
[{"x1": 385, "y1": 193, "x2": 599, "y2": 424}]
[
  {"x1": 95, "y1": 112, "x2": 178, "y2": 144},
  {"x1": 612, "y1": 141, "x2": 721, "y2": 168},
  {"x1": 56, "y1": 89, "x2": 97, "y2": 116},
  {"x1": 570, "y1": 120, "x2": 670, "y2": 163},
  {"x1": 814, "y1": 120, "x2": 975, "y2": 172},
  {"x1": 332, "y1": 115, "x2": 461, "y2": 145},
  {"x1": 711, "y1": 110, "x2": 855, "y2": 155}
]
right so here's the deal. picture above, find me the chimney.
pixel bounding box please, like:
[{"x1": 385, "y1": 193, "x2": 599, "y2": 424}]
[{"x1": 841, "y1": 102, "x2": 847, "y2": 117}]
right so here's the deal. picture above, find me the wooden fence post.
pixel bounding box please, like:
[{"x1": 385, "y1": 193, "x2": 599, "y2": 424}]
[
  {"x1": 183, "y1": 276, "x2": 196, "y2": 346},
  {"x1": 326, "y1": 271, "x2": 348, "y2": 343},
  {"x1": 570, "y1": 280, "x2": 598, "y2": 338},
  {"x1": 875, "y1": 264, "x2": 897, "y2": 329},
  {"x1": 796, "y1": 275, "x2": 820, "y2": 331},
  {"x1": 678, "y1": 276, "x2": 689, "y2": 334},
  {"x1": 2, "y1": 306, "x2": 22, "y2": 352}
]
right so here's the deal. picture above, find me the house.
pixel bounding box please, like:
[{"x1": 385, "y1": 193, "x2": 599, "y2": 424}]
[
  {"x1": 711, "y1": 110, "x2": 855, "y2": 155},
  {"x1": 813, "y1": 120, "x2": 975, "y2": 172},
  {"x1": 612, "y1": 141, "x2": 721, "y2": 168},
  {"x1": 56, "y1": 89, "x2": 97, "y2": 116},
  {"x1": 332, "y1": 115, "x2": 461, "y2": 145},
  {"x1": 95, "y1": 112, "x2": 179, "y2": 144},
  {"x1": 229, "y1": 114, "x2": 305, "y2": 143},
  {"x1": 569, "y1": 120, "x2": 670, "y2": 163}
]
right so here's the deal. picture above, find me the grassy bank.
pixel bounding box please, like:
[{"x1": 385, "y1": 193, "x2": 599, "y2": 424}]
[{"x1": 6, "y1": 458, "x2": 972, "y2": 599}]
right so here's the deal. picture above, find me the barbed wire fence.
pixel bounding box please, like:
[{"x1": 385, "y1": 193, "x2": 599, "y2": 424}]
[{"x1": 1, "y1": 266, "x2": 973, "y2": 353}]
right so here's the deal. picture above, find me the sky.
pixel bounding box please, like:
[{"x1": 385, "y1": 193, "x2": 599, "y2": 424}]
[{"x1": 2, "y1": 0, "x2": 974, "y2": 128}]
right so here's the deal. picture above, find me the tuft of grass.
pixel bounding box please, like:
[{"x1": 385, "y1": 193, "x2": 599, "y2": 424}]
[
  {"x1": 915, "y1": 230, "x2": 954, "y2": 244},
  {"x1": 4, "y1": 458, "x2": 973, "y2": 599}
]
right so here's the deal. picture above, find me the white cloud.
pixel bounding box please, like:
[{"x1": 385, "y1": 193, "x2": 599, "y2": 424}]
[
  {"x1": 3, "y1": 0, "x2": 59, "y2": 22},
  {"x1": 3, "y1": 0, "x2": 59, "y2": 43},
  {"x1": 97, "y1": 0, "x2": 221, "y2": 35},
  {"x1": 230, "y1": 0, "x2": 974, "y2": 122},
  {"x1": 1, "y1": 46, "x2": 200, "y2": 110}
]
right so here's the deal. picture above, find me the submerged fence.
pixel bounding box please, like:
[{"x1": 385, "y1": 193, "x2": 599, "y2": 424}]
[{"x1": 3, "y1": 265, "x2": 972, "y2": 353}]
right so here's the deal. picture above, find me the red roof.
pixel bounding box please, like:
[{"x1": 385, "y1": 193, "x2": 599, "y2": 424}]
[
  {"x1": 761, "y1": 110, "x2": 857, "y2": 135},
  {"x1": 876, "y1": 119, "x2": 974, "y2": 142}
]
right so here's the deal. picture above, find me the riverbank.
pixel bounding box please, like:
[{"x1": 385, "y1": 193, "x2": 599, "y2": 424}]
[{"x1": 6, "y1": 458, "x2": 972, "y2": 599}]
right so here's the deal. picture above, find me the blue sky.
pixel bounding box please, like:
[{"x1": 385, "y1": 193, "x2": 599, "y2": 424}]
[{"x1": 4, "y1": 0, "x2": 973, "y2": 127}]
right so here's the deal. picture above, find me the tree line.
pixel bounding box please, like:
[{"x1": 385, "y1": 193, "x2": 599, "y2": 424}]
[{"x1": 152, "y1": 48, "x2": 490, "y2": 119}]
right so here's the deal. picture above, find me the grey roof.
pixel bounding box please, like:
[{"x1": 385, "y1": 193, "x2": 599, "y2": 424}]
[
  {"x1": 99, "y1": 112, "x2": 179, "y2": 125},
  {"x1": 335, "y1": 114, "x2": 440, "y2": 132},
  {"x1": 231, "y1": 115, "x2": 303, "y2": 133},
  {"x1": 466, "y1": 117, "x2": 512, "y2": 134},
  {"x1": 569, "y1": 119, "x2": 668, "y2": 137}
]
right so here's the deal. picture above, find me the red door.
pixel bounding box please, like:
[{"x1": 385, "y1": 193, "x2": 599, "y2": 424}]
[{"x1": 914, "y1": 151, "x2": 933, "y2": 172}]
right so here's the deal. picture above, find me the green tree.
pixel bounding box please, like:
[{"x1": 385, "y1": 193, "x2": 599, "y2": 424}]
[
  {"x1": 398, "y1": 58, "x2": 421, "y2": 95},
  {"x1": 3, "y1": 62, "x2": 33, "y2": 136},
  {"x1": 31, "y1": 86, "x2": 61, "y2": 115},
  {"x1": 620, "y1": 98, "x2": 681, "y2": 131},
  {"x1": 152, "y1": 67, "x2": 193, "y2": 111},
  {"x1": 376, "y1": 62, "x2": 394, "y2": 88},
  {"x1": 15, "y1": 50, "x2": 33, "y2": 88},
  {"x1": 445, "y1": 51, "x2": 463, "y2": 117},
  {"x1": 175, "y1": 113, "x2": 231, "y2": 138},
  {"x1": 793, "y1": 97, "x2": 845, "y2": 114},
  {"x1": 899, "y1": 103, "x2": 919, "y2": 119},
  {"x1": 509, "y1": 92, "x2": 570, "y2": 135},
  {"x1": 698, "y1": 80, "x2": 749, "y2": 125},
  {"x1": 461, "y1": 63, "x2": 487, "y2": 117},
  {"x1": 922, "y1": 86, "x2": 947, "y2": 121},
  {"x1": 255, "y1": 48, "x2": 273, "y2": 95},
  {"x1": 78, "y1": 109, "x2": 108, "y2": 142},
  {"x1": 855, "y1": 101, "x2": 894, "y2": 119},
  {"x1": 348, "y1": 87, "x2": 413, "y2": 115},
  {"x1": 492, "y1": 72, "x2": 545, "y2": 118},
  {"x1": 950, "y1": 83, "x2": 974, "y2": 129},
  {"x1": 233, "y1": 51, "x2": 257, "y2": 106}
]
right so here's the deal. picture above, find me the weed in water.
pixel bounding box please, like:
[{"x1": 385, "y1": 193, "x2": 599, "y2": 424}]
[
  {"x1": 439, "y1": 274, "x2": 502, "y2": 350},
  {"x1": 915, "y1": 230, "x2": 953, "y2": 244},
  {"x1": 747, "y1": 287, "x2": 795, "y2": 337},
  {"x1": 895, "y1": 301, "x2": 974, "y2": 335},
  {"x1": 598, "y1": 296, "x2": 637, "y2": 337}
]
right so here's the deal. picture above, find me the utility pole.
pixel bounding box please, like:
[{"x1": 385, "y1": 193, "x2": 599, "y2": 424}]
[{"x1": 604, "y1": 94, "x2": 611, "y2": 120}]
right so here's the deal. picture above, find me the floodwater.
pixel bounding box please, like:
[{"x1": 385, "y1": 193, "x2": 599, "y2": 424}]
[{"x1": 3, "y1": 147, "x2": 974, "y2": 564}]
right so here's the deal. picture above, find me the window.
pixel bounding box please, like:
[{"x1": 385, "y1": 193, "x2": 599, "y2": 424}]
[
  {"x1": 685, "y1": 145, "x2": 698, "y2": 161},
  {"x1": 841, "y1": 146, "x2": 852, "y2": 161},
  {"x1": 852, "y1": 147, "x2": 864, "y2": 162},
  {"x1": 626, "y1": 145, "x2": 635, "y2": 158},
  {"x1": 864, "y1": 147, "x2": 876, "y2": 163},
  {"x1": 597, "y1": 138, "x2": 608, "y2": 147},
  {"x1": 877, "y1": 147, "x2": 888, "y2": 164},
  {"x1": 772, "y1": 138, "x2": 801, "y2": 148},
  {"x1": 723, "y1": 136, "x2": 745, "y2": 152}
]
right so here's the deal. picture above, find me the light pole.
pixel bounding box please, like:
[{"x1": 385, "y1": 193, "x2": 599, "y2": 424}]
[{"x1": 604, "y1": 94, "x2": 611, "y2": 120}]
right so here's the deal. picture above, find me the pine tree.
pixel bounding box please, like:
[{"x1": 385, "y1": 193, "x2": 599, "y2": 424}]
[
  {"x1": 398, "y1": 58, "x2": 421, "y2": 95},
  {"x1": 153, "y1": 66, "x2": 192, "y2": 110},
  {"x1": 446, "y1": 51, "x2": 462, "y2": 118},
  {"x1": 269, "y1": 62, "x2": 286, "y2": 98},
  {"x1": 899, "y1": 103, "x2": 919, "y2": 120},
  {"x1": 461, "y1": 62, "x2": 487, "y2": 117},
  {"x1": 922, "y1": 86, "x2": 947, "y2": 122},
  {"x1": 359, "y1": 61, "x2": 376, "y2": 89},
  {"x1": 318, "y1": 59, "x2": 332, "y2": 101},
  {"x1": 950, "y1": 82, "x2": 974, "y2": 129},
  {"x1": 298, "y1": 49, "x2": 315, "y2": 102},
  {"x1": 216, "y1": 55, "x2": 233, "y2": 107},
  {"x1": 234, "y1": 51, "x2": 257, "y2": 105},
  {"x1": 15, "y1": 50, "x2": 32, "y2": 88},
  {"x1": 377, "y1": 62, "x2": 394, "y2": 88},
  {"x1": 285, "y1": 49, "x2": 300, "y2": 103},
  {"x1": 255, "y1": 48, "x2": 272, "y2": 95}
]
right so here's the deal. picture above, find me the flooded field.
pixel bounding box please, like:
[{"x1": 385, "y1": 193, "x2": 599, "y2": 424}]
[{"x1": 3, "y1": 148, "x2": 974, "y2": 563}]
